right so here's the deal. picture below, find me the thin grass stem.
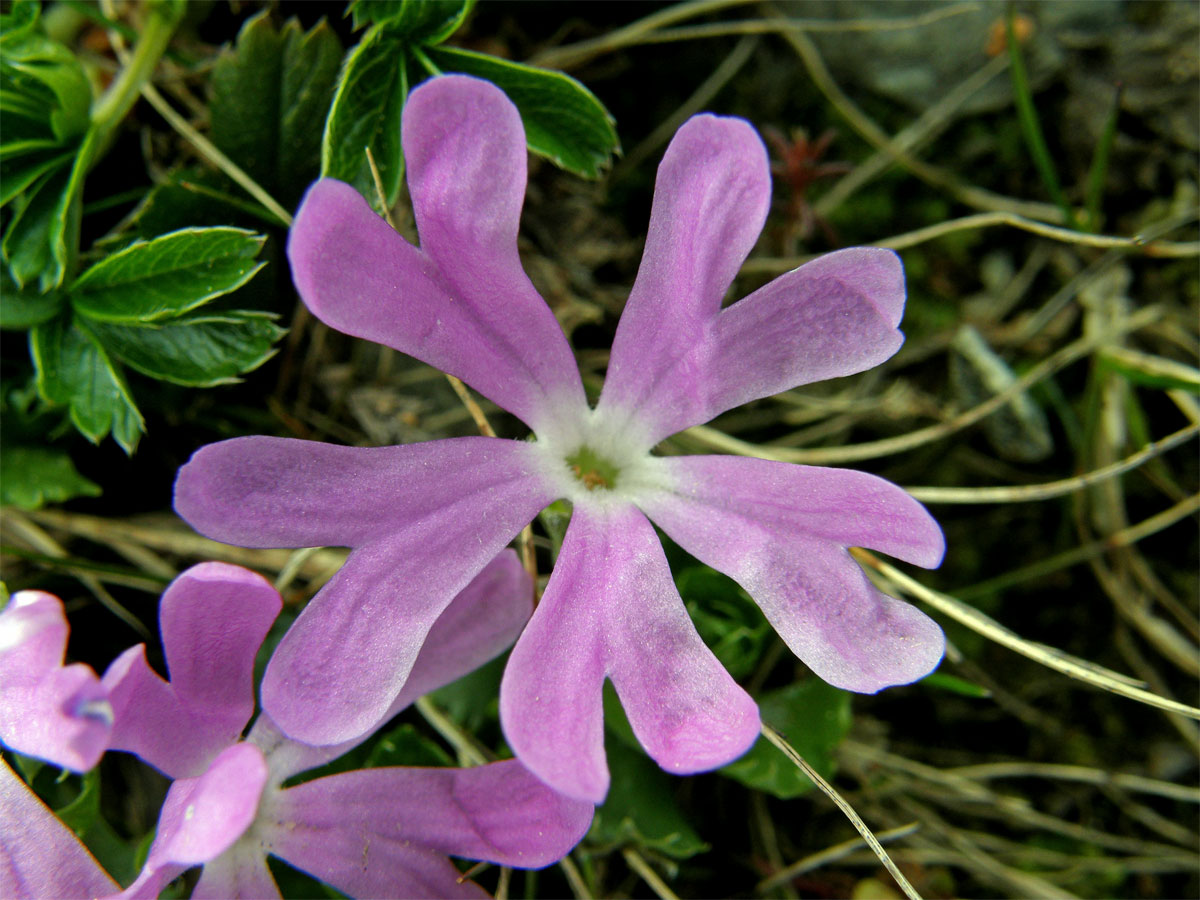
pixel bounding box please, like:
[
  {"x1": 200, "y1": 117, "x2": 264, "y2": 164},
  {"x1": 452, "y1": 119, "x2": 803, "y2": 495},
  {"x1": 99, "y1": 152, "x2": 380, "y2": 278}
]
[{"x1": 761, "y1": 724, "x2": 923, "y2": 900}]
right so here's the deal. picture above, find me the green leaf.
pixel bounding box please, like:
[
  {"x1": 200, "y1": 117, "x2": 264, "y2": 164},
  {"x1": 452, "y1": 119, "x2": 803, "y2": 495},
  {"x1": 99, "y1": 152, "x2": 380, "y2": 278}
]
[
  {"x1": 425, "y1": 46, "x2": 619, "y2": 179},
  {"x1": 2, "y1": 163, "x2": 68, "y2": 289},
  {"x1": 1099, "y1": 346, "x2": 1200, "y2": 393},
  {"x1": 0, "y1": 1, "x2": 40, "y2": 45},
  {"x1": 70, "y1": 227, "x2": 266, "y2": 323},
  {"x1": 720, "y1": 680, "x2": 852, "y2": 799},
  {"x1": 0, "y1": 269, "x2": 64, "y2": 328},
  {"x1": 209, "y1": 13, "x2": 343, "y2": 210},
  {"x1": 86, "y1": 311, "x2": 284, "y2": 387},
  {"x1": 321, "y1": 25, "x2": 409, "y2": 213},
  {"x1": 364, "y1": 723, "x2": 455, "y2": 768},
  {"x1": 30, "y1": 316, "x2": 144, "y2": 452},
  {"x1": 54, "y1": 767, "x2": 102, "y2": 834},
  {"x1": 589, "y1": 738, "x2": 708, "y2": 860},
  {"x1": 0, "y1": 30, "x2": 91, "y2": 141},
  {"x1": 678, "y1": 565, "x2": 772, "y2": 682},
  {"x1": 350, "y1": 0, "x2": 474, "y2": 44},
  {"x1": 0, "y1": 146, "x2": 72, "y2": 209},
  {"x1": 0, "y1": 443, "x2": 101, "y2": 509},
  {"x1": 2, "y1": 125, "x2": 92, "y2": 291}
]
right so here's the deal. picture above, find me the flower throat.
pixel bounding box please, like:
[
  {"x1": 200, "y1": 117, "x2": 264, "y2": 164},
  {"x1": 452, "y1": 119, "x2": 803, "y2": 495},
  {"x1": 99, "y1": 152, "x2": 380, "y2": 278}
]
[{"x1": 565, "y1": 446, "x2": 621, "y2": 491}]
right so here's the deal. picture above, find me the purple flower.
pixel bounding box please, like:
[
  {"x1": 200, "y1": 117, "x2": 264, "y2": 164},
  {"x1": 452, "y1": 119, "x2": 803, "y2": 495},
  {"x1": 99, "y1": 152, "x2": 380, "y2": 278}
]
[
  {"x1": 0, "y1": 591, "x2": 112, "y2": 772},
  {"x1": 175, "y1": 75, "x2": 945, "y2": 803},
  {"x1": 0, "y1": 758, "x2": 119, "y2": 898},
  {"x1": 1, "y1": 557, "x2": 592, "y2": 899}
]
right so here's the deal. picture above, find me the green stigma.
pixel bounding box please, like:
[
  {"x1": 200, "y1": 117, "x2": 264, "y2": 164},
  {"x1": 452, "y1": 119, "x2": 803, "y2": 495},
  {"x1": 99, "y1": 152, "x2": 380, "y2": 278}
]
[{"x1": 565, "y1": 446, "x2": 621, "y2": 491}]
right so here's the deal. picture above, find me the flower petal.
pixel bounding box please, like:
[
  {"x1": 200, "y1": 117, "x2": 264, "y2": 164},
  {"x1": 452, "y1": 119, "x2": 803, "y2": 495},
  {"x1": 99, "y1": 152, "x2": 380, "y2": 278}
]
[
  {"x1": 0, "y1": 758, "x2": 118, "y2": 899},
  {"x1": 250, "y1": 550, "x2": 533, "y2": 783},
  {"x1": 259, "y1": 441, "x2": 556, "y2": 746},
  {"x1": 288, "y1": 176, "x2": 582, "y2": 433},
  {"x1": 501, "y1": 503, "x2": 760, "y2": 803},
  {"x1": 192, "y1": 846, "x2": 280, "y2": 900},
  {"x1": 115, "y1": 743, "x2": 269, "y2": 900},
  {"x1": 103, "y1": 564, "x2": 280, "y2": 778},
  {"x1": 175, "y1": 435, "x2": 547, "y2": 550},
  {"x1": 268, "y1": 759, "x2": 590, "y2": 886},
  {"x1": 598, "y1": 113, "x2": 771, "y2": 444},
  {"x1": 698, "y1": 248, "x2": 906, "y2": 421},
  {"x1": 148, "y1": 743, "x2": 268, "y2": 867},
  {"x1": 269, "y1": 827, "x2": 484, "y2": 900},
  {"x1": 637, "y1": 456, "x2": 945, "y2": 692},
  {"x1": 0, "y1": 592, "x2": 111, "y2": 772}
]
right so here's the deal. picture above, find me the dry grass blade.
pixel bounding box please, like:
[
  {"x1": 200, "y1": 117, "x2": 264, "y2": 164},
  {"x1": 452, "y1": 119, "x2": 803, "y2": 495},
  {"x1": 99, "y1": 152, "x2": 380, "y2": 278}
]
[
  {"x1": 906, "y1": 423, "x2": 1200, "y2": 504},
  {"x1": 854, "y1": 549, "x2": 1200, "y2": 720},
  {"x1": 947, "y1": 762, "x2": 1200, "y2": 804},
  {"x1": 623, "y1": 848, "x2": 681, "y2": 900},
  {"x1": 757, "y1": 822, "x2": 921, "y2": 893},
  {"x1": 683, "y1": 306, "x2": 1163, "y2": 464},
  {"x1": 761, "y1": 724, "x2": 923, "y2": 900}
]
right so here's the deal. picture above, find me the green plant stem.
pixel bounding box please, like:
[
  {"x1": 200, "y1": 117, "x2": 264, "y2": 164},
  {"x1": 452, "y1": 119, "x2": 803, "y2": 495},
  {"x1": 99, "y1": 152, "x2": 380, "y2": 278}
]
[
  {"x1": 89, "y1": 0, "x2": 182, "y2": 163},
  {"x1": 1084, "y1": 82, "x2": 1123, "y2": 232},
  {"x1": 1006, "y1": 5, "x2": 1074, "y2": 227}
]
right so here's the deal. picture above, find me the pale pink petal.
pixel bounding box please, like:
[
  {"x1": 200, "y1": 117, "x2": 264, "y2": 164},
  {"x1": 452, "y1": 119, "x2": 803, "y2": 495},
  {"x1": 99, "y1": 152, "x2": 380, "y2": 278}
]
[
  {"x1": 175, "y1": 435, "x2": 548, "y2": 550},
  {"x1": 113, "y1": 744, "x2": 270, "y2": 900},
  {"x1": 0, "y1": 592, "x2": 111, "y2": 772},
  {"x1": 266, "y1": 759, "x2": 590, "y2": 892},
  {"x1": 699, "y1": 248, "x2": 906, "y2": 418},
  {"x1": 598, "y1": 113, "x2": 771, "y2": 444},
  {"x1": 192, "y1": 847, "x2": 280, "y2": 900},
  {"x1": 637, "y1": 456, "x2": 945, "y2": 692},
  {"x1": 249, "y1": 550, "x2": 532, "y2": 782},
  {"x1": 502, "y1": 503, "x2": 760, "y2": 803},
  {"x1": 0, "y1": 758, "x2": 118, "y2": 899},
  {"x1": 147, "y1": 743, "x2": 267, "y2": 867},
  {"x1": 259, "y1": 444, "x2": 556, "y2": 747},
  {"x1": 288, "y1": 176, "x2": 581, "y2": 434},
  {"x1": 103, "y1": 563, "x2": 280, "y2": 778}
]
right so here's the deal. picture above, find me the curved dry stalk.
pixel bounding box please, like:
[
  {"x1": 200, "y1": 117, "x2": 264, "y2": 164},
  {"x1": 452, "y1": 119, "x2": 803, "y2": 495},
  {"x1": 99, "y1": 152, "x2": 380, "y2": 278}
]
[
  {"x1": 906, "y1": 423, "x2": 1200, "y2": 503},
  {"x1": 3, "y1": 510, "x2": 151, "y2": 639},
  {"x1": 622, "y1": 848, "x2": 680, "y2": 900},
  {"x1": 947, "y1": 762, "x2": 1200, "y2": 804},
  {"x1": 761, "y1": 724, "x2": 923, "y2": 900},
  {"x1": 742, "y1": 214, "x2": 1200, "y2": 276},
  {"x1": 756, "y1": 822, "x2": 921, "y2": 893},
  {"x1": 529, "y1": 0, "x2": 757, "y2": 69},
  {"x1": 683, "y1": 306, "x2": 1163, "y2": 464},
  {"x1": 765, "y1": 3, "x2": 1063, "y2": 222},
  {"x1": 854, "y1": 547, "x2": 1200, "y2": 720}
]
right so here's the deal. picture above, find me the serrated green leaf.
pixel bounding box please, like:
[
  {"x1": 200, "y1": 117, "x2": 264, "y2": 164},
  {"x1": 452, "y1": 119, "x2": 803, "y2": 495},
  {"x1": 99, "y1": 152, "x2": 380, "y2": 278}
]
[
  {"x1": 209, "y1": 13, "x2": 343, "y2": 210},
  {"x1": 0, "y1": 443, "x2": 101, "y2": 509},
  {"x1": 70, "y1": 227, "x2": 266, "y2": 323},
  {"x1": 86, "y1": 311, "x2": 283, "y2": 387},
  {"x1": 0, "y1": 147, "x2": 72, "y2": 209},
  {"x1": 0, "y1": 269, "x2": 64, "y2": 328},
  {"x1": 0, "y1": 31, "x2": 91, "y2": 141},
  {"x1": 350, "y1": 0, "x2": 474, "y2": 44},
  {"x1": 720, "y1": 680, "x2": 852, "y2": 799},
  {"x1": 2, "y1": 163, "x2": 68, "y2": 288},
  {"x1": 589, "y1": 738, "x2": 708, "y2": 860},
  {"x1": 30, "y1": 316, "x2": 144, "y2": 451},
  {"x1": 321, "y1": 26, "x2": 408, "y2": 213},
  {"x1": 425, "y1": 46, "x2": 619, "y2": 179}
]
